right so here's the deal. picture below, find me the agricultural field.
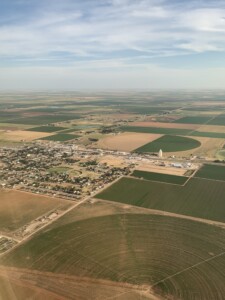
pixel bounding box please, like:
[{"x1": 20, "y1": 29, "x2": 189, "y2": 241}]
[
  {"x1": 134, "y1": 135, "x2": 201, "y2": 153},
  {"x1": 39, "y1": 133, "x2": 80, "y2": 141},
  {"x1": 0, "y1": 189, "x2": 71, "y2": 234},
  {"x1": 96, "y1": 176, "x2": 225, "y2": 223},
  {"x1": 1, "y1": 202, "x2": 225, "y2": 300},
  {"x1": 194, "y1": 164, "x2": 225, "y2": 181},
  {"x1": 131, "y1": 170, "x2": 188, "y2": 185},
  {"x1": 3, "y1": 114, "x2": 80, "y2": 125},
  {"x1": 208, "y1": 114, "x2": 225, "y2": 126},
  {"x1": 0, "y1": 130, "x2": 54, "y2": 142},
  {"x1": 173, "y1": 116, "x2": 214, "y2": 124},
  {"x1": 27, "y1": 126, "x2": 66, "y2": 132},
  {"x1": 96, "y1": 132, "x2": 162, "y2": 152},
  {"x1": 120, "y1": 126, "x2": 192, "y2": 136}
]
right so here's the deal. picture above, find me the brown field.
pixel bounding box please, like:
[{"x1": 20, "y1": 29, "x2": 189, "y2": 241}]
[
  {"x1": 0, "y1": 189, "x2": 71, "y2": 234},
  {"x1": 0, "y1": 130, "x2": 54, "y2": 142},
  {"x1": 136, "y1": 164, "x2": 187, "y2": 176},
  {"x1": 198, "y1": 124, "x2": 225, "y2": 133},
  {"x1": 130, "y1": 121, "x2": 199, "y2": 130},
  {"x1": 96, "y1": 132, "x2": 163, "y2": 152},
  {"x1": 0, "y1": 267, "x2": 157, "y2": 300},
  {"x1": 98, "y1": 155, "x2": 128, "y2": 167}
]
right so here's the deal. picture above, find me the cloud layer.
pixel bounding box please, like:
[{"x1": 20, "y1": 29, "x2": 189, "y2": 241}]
[{"x1": 0, "y1": 0, "x2": 225, "y2": 89}]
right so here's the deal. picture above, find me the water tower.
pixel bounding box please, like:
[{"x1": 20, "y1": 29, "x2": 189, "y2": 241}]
[{"x1": 158, "y1": 149, "x2": 163, "y2": 158}]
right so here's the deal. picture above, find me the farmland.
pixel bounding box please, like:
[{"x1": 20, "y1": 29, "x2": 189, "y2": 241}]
[
  {"x1": 1, "y1": 205, "x2": 225, "y2": 300},
  {"x1": 0, "y1": 189, "x2": 71, "y2": 234},
  {"x1": 134, "y1": 135, "x2": 201, "y2": 153},
  {"x1": 27, "y1": 126, "x2": 66, "y2": 132},
  {"x1": 96, "y1": 132, "x2": 162, "y2": 152},
  {"x1": 40, "y1": 133, "x2": 80, "y2": 141},
  {"x1": 173, "y1": 116, "x2": 213, "y2": 124},
  {"x1": 0, "y1": 91, "x2": 225, "y2": 299},
  {"x1": 194, "y1": 164, "x2": 225, "y2": 181},
  {"x1": 131, "y1": 170, "x2": 188, "y2": 185},
  {"x1": 96, "y1": 176, "x2": 225, "y2": 223}
]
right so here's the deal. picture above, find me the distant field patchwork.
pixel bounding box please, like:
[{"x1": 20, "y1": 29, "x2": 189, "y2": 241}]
[{"x1": 96, "y1": 176, "x2": 225, "y2": 223}]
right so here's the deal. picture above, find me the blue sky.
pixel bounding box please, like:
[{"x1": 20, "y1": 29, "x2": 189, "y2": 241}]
[{"x1": 0, "y1": 0, "x2": 225, "y2": 89}]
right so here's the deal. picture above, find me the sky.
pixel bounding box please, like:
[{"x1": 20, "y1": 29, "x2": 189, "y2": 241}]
[{"x1": 0, "y1": 0, "x2": 225, "y2": 90}]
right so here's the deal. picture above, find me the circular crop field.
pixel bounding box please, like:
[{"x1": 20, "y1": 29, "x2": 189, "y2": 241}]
[
  {"x1": 1, "y1": 214, "x2": 225, "y2": 299},
  {"x1": 135, "y1": 134, "x2": 201, "y2": 153}
]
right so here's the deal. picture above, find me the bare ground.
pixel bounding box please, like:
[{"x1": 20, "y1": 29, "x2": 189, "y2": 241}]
[{"x1": 96, "y1": 132, "x2": 163, "y2": 152}]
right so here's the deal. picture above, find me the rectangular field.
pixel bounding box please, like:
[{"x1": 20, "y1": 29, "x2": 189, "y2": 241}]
[
  {"x1": 194, "y1": 164, "x2": 225, "y2": 182},
  {"x1": 4, "y1": 115, "x2": 80, "y2": 125},
  {"x1": 96, "y1": 177, "x2": 225, "y2": 223},
  {"x1": 0, "y1": 189, "x2": 71, "y2": 233},
  {"x1": 40, "y1": 133, "x2": 80, "y2": 141},
  {"x1": 131, "y1": 170, "x2": 188, "y2": 185},
  {"x1": 208, "y1": 114, "x2": 225, "y2": 126},
  {"x1": 173, "y1": 116, "x2": 213, "y2": 124},
  {"x1": 27, "y1": 126, "x2": 66, "y2": 132},
  {"x1": 120, "y1": 126, "x2": 192, "y2": 136}
]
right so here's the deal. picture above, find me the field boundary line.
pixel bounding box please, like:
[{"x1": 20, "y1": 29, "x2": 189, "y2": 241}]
[
  {"x1": 151, "y1": 251, "x2": 225, "y2": 288},
  {"x1": 182, "y1": 168, "x2": 198, "y2": 186},
  {"x1": 95, "y1": 198, "x2": 225, "y2": 229},
  {"x1": 126, "y1": 176, "x2": 186, "y2": 187},
  {"x1": 194, "y1": 176, "x2": 225, "y2": 184}
]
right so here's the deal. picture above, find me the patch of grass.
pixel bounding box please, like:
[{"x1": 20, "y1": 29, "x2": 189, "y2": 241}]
[
  {"x1": 40, "y1": 133, "x2": 80, "y2": 141},
  {"x1": 134, "y1": 135, "x2": 201, "y2": 153},
  {"x1": 131, "y1": 170, "x2": 188, "y2": 185},
  {"x1": 48, "y1": 166, "x2": 72, "y2": 174},
  {"x1": 26, "y1": 126, "x2": 66, "y2": 133},
  {"x1": 173, "y1": 116, "x2": 213, "y2": 124},
  {"x1": 96, "y1": 176, "x2": 225, "y2": 223},
  {"x1": 194, "y1": 164, "x2": 225, "y2": 181}
]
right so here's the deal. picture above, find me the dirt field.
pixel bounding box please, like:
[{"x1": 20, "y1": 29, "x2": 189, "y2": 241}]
[
  {"x1": 198, "y1": 124, "x2": 225, "y2": 133},
  {"x1": 0, "y1": 130, "x2": 54, "y2": 142},
  {"x1": 99, "y1": 155, "x2": 128, "y2": 167},
  {"x1": 131, "y1": 121, "x2": 199, "y2": 130},
  {"x1": 0, "y1": 267, "x2": 158, "y2": 300},
  {"x1": 136, "y1": 164, "x2": 187, "y2": 176},
  {"x1": 0, "y1": 189, "x2": 71, "y2": 234},
  {"x1": 96, "y1": 132, "x2": 163, "y2": 152}
]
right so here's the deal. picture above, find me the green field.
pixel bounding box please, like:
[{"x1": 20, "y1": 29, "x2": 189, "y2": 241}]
[
  {"x1": 4, "y1": 114, "x2": 80, "y2": 125},
  {"x1": 40, "y1": 133, "x2": 80, "y2": 141},
  {"x1": 131, "y1": 170, "x2": 188, "y2": 185},
  {"x1": 27, "y1": 126, "x2": 66, "y2": 132},
  {"x1": 96, "y1": 176, "x2": 225, "y2": 223},
  {"x1": 190, "y1": 131, "x2": 225, "y2": 138},
  {"x1": 120, "y1": 126, "x2": 225, "y2": 139},
  {"x1": 1, "y1": 210, "x2": 225, "y2": 300},
  {"x1": 173, "y1": 116, "x2": 213, "y2": 124},
  {"x1": 208, "y1": 114, "x2": 225, "y2": 126},
  {"x1": 120, "y1": 126, "x2": 192, "y2": 136},
  {"x1": 134, "y1": 135, "x2": 201, "y2": 153},
  {"x1": 194, "y1": 164, "x2": 225, "y2": 181}
]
